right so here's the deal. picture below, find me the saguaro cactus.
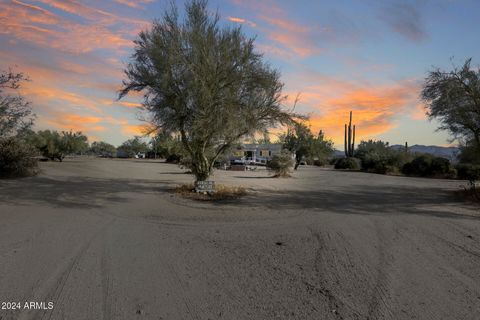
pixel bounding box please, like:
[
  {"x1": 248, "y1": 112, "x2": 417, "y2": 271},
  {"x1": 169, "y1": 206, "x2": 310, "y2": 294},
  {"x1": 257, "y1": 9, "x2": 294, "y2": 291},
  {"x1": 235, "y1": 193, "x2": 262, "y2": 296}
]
[{"x1": 344, "y1": 111, "x2": 356, "y2": 157}]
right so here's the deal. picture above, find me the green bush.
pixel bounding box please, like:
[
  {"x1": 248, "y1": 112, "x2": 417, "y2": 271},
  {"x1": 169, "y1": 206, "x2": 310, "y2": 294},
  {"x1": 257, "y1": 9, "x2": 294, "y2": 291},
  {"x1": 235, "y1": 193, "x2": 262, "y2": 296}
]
[
  {"x1": 458, "y1": 141, "x2": 480, "y2": 165},
  {"x1": 334, "y1": 157, "x2": 360, "y2": 170},
  {"x1": 456, "y1": 163, "x2": 480, "y2": 183},
  {"x1": 355, "y1": 140, "x2": 410, "y2": 174},
  {"x1": 329, "y1": 158, "x2": 338, "y2": 165},
  {"x1": 0, "y1": 137, "x2": 39, "y2": 178},
  {"x1": 26, "y1": 130, "x2": 88, "y2": 161},
  {"x1": 166, "y1": 154, "x2": 182, "y2": 163},
  {"x1": 402, "y1": 154, "x2": 452, "y2": 177},
  {"x1": 313, "y1": 158, "x2": 328, "y2": 166},
  {"x1": 267, "y1": 150, "x2": 294, "y2": 177}
]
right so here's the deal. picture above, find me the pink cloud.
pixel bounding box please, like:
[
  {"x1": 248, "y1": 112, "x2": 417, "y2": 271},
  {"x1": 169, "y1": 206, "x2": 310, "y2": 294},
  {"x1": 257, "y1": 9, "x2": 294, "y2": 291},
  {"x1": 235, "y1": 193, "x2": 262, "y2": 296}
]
[
  {"x1": 113, "y1": 0, "x2": 154, "y2": 9},
  {"x1": 0, "y1": 0, "x2": 149, "y2": 54},
  {"x1": 230, "y1": 0, "x2": 326, "y2": 59},
  {"x1": 227, "y1": 16, "x2": 257, "y2": 28}
]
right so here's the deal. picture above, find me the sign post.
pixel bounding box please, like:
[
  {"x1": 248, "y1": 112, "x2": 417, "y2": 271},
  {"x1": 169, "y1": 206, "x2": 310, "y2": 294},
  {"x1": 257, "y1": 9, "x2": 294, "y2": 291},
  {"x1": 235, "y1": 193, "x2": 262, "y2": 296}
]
[{"x1": 195, "y1": 180, "x2": 215, "y2": 194}]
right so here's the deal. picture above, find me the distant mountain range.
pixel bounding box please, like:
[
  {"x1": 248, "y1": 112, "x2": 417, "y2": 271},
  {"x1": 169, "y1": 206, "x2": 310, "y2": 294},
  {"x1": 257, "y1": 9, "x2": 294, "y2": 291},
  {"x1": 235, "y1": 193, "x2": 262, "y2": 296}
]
[
  {"x1": 391, "y1": 144, "x2": 460, "y2": 161},
  {"x1": 334, "y1": 145, "x2": 460, "y2": 162}
]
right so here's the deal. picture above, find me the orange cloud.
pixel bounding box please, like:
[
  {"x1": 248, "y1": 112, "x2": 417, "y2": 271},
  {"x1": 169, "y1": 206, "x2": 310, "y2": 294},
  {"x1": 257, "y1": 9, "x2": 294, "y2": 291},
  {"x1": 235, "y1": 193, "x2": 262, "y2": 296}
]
[
  {"x1": 99, "y1": 99, "x2": 143, "y2": 109},
  {"x1": 113, "y1": 0, "x2": 154, "y2": 9},
  {"x1": 21, "y1": 81, "x2": 103, "y2": 113},
  {"x1": 104, "y1": 116, "x2": 129, "y2": 126},
  {"x1": 411, "y1": 103, "x2": 428, "y2": 120},
  {"x1": 121, "y1": 124, "x2": 150, "y2": 136},
  {"x1": 118, "y1": 101, "x2": 142, "y2": 108},
  {"x1": 46, "y1": 113, "x2": 106, "y2": 133},
  {"x1": 283, "y1": 72, "x2": 421, "y2": 146},
  {"x1": 0, "y1": 0, "x2": 146, "y2": 54}
]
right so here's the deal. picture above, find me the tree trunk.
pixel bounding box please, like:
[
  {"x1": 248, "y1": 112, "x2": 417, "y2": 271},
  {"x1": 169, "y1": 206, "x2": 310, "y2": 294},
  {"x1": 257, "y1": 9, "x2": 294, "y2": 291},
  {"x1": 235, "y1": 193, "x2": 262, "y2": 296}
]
[
  {"x1": 294, "y1": 155, "x2": 300, "y2": 170},
  {"x1": 192, "y1": 153, "x2": 211, "y2": 182}
]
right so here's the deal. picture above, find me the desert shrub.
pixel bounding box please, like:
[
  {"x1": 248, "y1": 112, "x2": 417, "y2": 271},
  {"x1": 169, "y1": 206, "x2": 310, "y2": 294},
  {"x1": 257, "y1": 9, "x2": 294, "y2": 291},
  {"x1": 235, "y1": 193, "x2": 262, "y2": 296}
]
[
  {"x1": 175, "y1": 183, "x2": 246, "y2": 201},
  {"x1": 459, "y1": 143, "x2": 480, "y2": 165},
  {"x1": 90, "y1": 141, "x2": 116, "y2": 157},
  {"x1": 355, "y1": 140, "x2": 390, "y2": 161},
  {"x1": 402, "y1": 154, "x2": 452, "y2": 177},
  {"x1": 402, "y1": 155, "x2": 431, "y2": 176},
  {"x1": 166, "y1": 154, "x2": 182, "y2": 163},
  {"x1": 313, "y1": 158, "x2": 328, "y2": 166},
  {"x1": 334, "y1": 157, "x2": 360, "y2": 170},
  {"x1": 361, "y1": 152, "x2": 395, "y2": 174},
  {"x1": 26, "y1": 130, "x2": 87, "y2": 161},
  {"x1": 0, "y1": 137, "x2": 38, "y2": 178},
  {"x1": 329, "y1": 157, "x2": 340, "y2": 165},
  {"x1": 456, "y1": 163, "x2": 480, "y2": 201},
  {"x1": 355, "y1": 140, "x2": 410, "y2": 174},
  {"x1": 456, "y1": 164, "x2": 480, "y2": 183},
  {"x1": 267, "y1": 150, "x2": 294, "y2": 177},
  {"x1": 430, "y1": 157, "x2": 451, "y2": 174}
]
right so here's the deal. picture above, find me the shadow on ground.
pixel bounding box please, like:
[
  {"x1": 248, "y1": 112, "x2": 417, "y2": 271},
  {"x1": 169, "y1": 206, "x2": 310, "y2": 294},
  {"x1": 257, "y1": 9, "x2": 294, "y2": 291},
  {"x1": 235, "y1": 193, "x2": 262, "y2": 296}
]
[
  {"x1": 1, "y1": 172, "x2": 476, "y2": 220},
  {"x1": 0, "y1": 176, "x2": 171, "y2": 209},
  {"x1": 220, "y1": 185, "x2": 478, "y2": 220}
]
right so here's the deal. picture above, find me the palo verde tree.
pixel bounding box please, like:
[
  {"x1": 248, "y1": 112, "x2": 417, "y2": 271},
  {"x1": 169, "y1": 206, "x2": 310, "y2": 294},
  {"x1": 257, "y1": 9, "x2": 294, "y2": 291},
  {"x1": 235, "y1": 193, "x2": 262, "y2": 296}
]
[
  {"x1": 90, "y1": 141, "x2": 116, "y2": 157},
  {"x1": 282, "y1": 122, "x2": 333, "y2": 170},
  {"x1": 28, "y1": 130, "x2": 89, "y2": 161},
  {"x1": 0, "y1": 68, "x2": 35, "y2": 137},
  {"x1": 119, "y1": 0, "x2": 297, "y2": 182},
  {"x1": 421, "y1": 58, "x2": 480, "y2": 147},
  {"x1": 0, "y1": 68, "x2": 38, "y2": 178}
]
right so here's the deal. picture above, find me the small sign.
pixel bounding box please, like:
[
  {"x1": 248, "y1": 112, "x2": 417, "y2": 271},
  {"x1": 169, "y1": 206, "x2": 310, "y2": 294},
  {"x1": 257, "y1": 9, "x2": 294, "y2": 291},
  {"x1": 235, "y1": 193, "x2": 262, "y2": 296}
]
[{"x1": 195, "y1": 180, "x2": 215, "y2": 193}]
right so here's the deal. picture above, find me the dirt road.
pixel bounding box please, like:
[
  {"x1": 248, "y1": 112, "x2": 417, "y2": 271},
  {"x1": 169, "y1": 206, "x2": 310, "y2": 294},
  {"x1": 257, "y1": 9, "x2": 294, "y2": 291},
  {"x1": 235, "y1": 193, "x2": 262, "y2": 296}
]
[{"x1": 0, "y1": 159, "x2": 479, "y2": 319}]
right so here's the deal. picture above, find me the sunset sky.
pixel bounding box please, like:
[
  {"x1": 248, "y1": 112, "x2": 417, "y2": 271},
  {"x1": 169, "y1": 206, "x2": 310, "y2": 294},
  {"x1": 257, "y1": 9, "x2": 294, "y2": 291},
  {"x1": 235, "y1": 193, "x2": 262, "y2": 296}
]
[{"x1": 1, "y1": 0, "x2": 479, "y2": 147}]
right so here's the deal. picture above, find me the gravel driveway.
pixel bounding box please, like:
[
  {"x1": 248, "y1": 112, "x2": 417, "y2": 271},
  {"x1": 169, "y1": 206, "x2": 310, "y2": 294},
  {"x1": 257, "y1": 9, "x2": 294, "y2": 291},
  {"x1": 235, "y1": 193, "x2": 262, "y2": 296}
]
[{"x1": 0, "y1": 158, "x2": 478, "y2": 320}]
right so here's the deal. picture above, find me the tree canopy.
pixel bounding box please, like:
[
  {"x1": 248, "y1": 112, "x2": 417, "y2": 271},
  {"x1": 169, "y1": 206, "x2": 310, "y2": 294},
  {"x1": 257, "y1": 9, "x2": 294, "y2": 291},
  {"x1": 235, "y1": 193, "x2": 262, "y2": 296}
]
[
  {"x1": 27, "y1": 130, "x2": 88, "y2": 161},
  {"x1": 282, "y1": 122, "x2": 333, "y2": 169},
  {"x1": 90, "y1": 141, "x2": 117, "y2": 157},
  {"x1": 0, "y1": 68, "x2": 34, "y2": 137},
  {"x1": 118, "y1": 137, "x2": 148, "y2": 157},
  {"x1": 421, "y1": 58, "x2": 480, "y2": 147},
  {"x1": 119, "y1": 0, "x2": 298, "y2": 181}
]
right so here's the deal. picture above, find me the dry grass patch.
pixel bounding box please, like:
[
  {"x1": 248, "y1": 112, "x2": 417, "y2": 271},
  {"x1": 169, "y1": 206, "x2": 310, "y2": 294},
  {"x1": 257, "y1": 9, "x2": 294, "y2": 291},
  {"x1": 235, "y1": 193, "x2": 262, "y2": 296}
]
[{"x1": 174, "y1": 183, "x2": 247, "y2": 201}]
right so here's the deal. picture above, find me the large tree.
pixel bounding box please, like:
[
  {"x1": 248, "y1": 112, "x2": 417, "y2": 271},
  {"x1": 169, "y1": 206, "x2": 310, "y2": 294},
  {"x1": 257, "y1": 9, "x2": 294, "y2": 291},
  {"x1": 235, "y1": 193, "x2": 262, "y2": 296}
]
[
  {"x1": 282, "y1": 122, "x2": 334, "y2": 169},
  {"x1": 27, "y1": 130, "x2": 89, "y2": 161},
  {"x1": 118, "y1": 137, "x2": 148, "y2": 157},
  {"x1": 119, "y1": 0, "x2": 297, "y2": 181},
  {"x1": 150, "y1": 132, "x2": 183, "y2": 159},
  {"x1": 421, "y1": 58, "x2": 480, "y2": 147},
  {"x1": 90, "y1": 141, "x2": 117, "y2": 157},
  {"x1": 0, "y1": 68, "x2": 34, "y2": 137}
]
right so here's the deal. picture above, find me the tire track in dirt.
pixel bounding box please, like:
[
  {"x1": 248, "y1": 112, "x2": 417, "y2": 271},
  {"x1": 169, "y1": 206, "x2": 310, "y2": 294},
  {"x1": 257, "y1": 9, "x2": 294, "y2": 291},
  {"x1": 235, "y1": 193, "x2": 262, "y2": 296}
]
[
  {"x1": 309, "y1": 228, "x2": 349, "y2": 320},
  {"x1": 308, "y1": 222, "x2": 399, "y2": 320},
  {"x1": 101, "y1": 235, "x2": 112, "y2": 320},
  {"x1": 365, "y1": 220, "x2": 395, "y2": 320},
  {"x1": 164, "y1": 260, "x2": 199, "y2": 320},
  {"x1": 16, "y1": 216, "x2": 115, "y2": 320}
]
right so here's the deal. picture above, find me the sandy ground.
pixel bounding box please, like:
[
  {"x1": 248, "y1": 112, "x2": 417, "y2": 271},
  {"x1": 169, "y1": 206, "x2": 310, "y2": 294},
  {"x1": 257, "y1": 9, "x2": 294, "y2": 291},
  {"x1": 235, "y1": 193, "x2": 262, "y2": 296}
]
[{"x1": 0, "y1": 158, "x2": 479, "y2": 320}]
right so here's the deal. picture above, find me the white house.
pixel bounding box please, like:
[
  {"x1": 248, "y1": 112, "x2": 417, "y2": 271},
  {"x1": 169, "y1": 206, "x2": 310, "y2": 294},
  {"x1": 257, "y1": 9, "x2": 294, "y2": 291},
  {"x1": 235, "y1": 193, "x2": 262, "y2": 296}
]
[{"x1": 229, "y1": 143, "x2": 283, "y2": 165}]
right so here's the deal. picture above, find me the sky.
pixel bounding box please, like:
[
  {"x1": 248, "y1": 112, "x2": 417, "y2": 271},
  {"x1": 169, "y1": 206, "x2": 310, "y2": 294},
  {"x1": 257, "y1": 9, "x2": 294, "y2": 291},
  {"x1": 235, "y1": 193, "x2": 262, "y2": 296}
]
[{"x1": 1, "y1": 0, "x2": 479, "y2": 147}]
